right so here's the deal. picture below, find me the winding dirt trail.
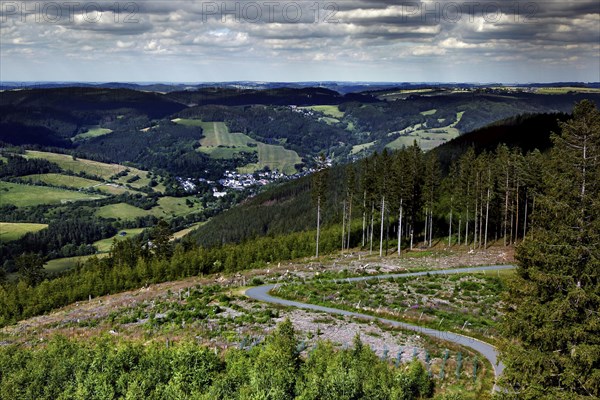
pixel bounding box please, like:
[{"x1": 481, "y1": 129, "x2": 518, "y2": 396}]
[{"x1": 246, "y1": 264, "x2": 515, "y2": 392}]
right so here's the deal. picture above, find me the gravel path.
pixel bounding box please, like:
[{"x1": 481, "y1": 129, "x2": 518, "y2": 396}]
[{"x1": 246, "y1": 264, "x2": 515, "y2": 392}]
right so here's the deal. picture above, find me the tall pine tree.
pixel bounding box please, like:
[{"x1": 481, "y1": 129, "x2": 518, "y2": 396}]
[
  {"x1": 312, "y1": 155, "x2": 328, "y2": 258},
  {"x1": 499, "y1": 100, "x2": 600, "y2": 398}
]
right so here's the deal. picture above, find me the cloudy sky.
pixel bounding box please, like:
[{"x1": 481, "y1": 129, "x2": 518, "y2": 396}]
[{"x1": 1, "y1": 0, "x2": 598, "y2": 82}]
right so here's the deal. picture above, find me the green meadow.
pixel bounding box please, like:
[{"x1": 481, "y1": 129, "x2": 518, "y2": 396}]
[
  {"x1": 350, "y1": 141, "x2": 375, "y2": 155},
  {"x1": 171, "y1": 222, "x2": 205, "y2": 240},
  {"x1": 95, "y1": 196, "x2": 201, "y2": 221},
  {"x1": 0, "y1": 182, "x2": 104, "y2": 207},
  {"x1": 387, "y1": 111, "x2": 465, "y2": 151},
  {"x1": 24, "y1": 151, "x2": 164, "y2": 192},
  {"x1": 21, "y1": 173, "x2": 101, "y2": 189},
  {"x1": 44, "y1": 254, "x2": 108, "y2": 274},
  {"x1": 71, "y1": 126, "x2": 113, "y2": 141},
  {"x1": 25, "y1": 150, "x2": 125, "y2": 180},
  {"x1": 173, "y1": 119, "x2": 301, "y2": 174},
  {"x1": 95, "y1": 203, "x2": 150, "y2": 220},
  {"x1": 302, "y1": 105, "x2": 345, "y2": 118},
  {"x1": 0, "y1": 222, "x2": 48, "y2": 242},
  {"x1": 93, "y1": 228, "x2": 147, "y2": 252}
]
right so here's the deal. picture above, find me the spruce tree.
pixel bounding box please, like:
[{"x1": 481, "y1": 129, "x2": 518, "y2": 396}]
[
  {"x1": 16, "y1": 253, "x2": 46, "y2": 286},
  {"x1": 312, "y1": 155, "x2": 328, "y2": 258},
  {"x1": 150, "y1": 219, "x2": 173, "y2": 260},
  {"x1": 422, "y1": 152, "x2": 441, "y2": 247},
  {"x1": 499, "y1": 100, "x2": 600, "y2": 398}
]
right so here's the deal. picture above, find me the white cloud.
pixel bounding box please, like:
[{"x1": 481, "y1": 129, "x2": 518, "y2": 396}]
[
  {"x1": 116, "y1": 40, "x2": 134, "y2": 48},
  {"x1": 0, "y1": 0, "x2": 598, "y2": 82},
  {"x1": 411, "y1": 46, "x2": 447, "y2": 56}
]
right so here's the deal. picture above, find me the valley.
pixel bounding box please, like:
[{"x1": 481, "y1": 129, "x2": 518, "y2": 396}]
[
  {"x1": 0, "y1": 86, "x2": 598, "y2": 399},
  {"x1": 2, "y1": 0, "x2": 598, "y2": 392}
]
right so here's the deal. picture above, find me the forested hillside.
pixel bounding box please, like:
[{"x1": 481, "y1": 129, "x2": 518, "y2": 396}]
[
  {"x1": 186, "y1": 110, "x2": 568, "y2": 248},
  {"x1": 3, "y1": 101, "x2": 597, "y2": 332},
  {"x1": 2, "y1": 87, "x2": 598, "y2": 179},
  {"x1": 0, "y1": 101, "x2": 597, "y2": 399},
  {"x1": 434, "y1": 112, "x2": 569, "y2": 169}
]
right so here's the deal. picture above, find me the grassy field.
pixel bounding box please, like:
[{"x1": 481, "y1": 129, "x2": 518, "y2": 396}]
[
  {"x1": 44, "y1": 254, "x2": 107, "y2": 274},
  {"x1": 95, "y1": 184, "x2": 141, "y2": 196},
  {"x1": 174, "y1": 119, "x2": 301, "y2": 174},
  {"x1": 171, "y1": 222, "x2": 205, "y2": 240},
  {"x1": 387, "y1": 111, "x2": 465, "y2": 151},
  {"x1": 318, "y1": 117, "x2": 340, "y2": 125},
  {"x1": 420, "y1": 109, "x2": 437, "y2": 116},
  {"x1": 350, "y1": 141, "x2": 375, "y2": 155},
  {"x1": 21, "y1": 173, "x2": 101, "y2": 189},
  {"x1": 21, "y1": 173, "x2": 142, "y2": 195},
  {"x1": 95, "y1": 203, "x2": 150, "y2": 220},
  {"x1": 24, "y1": 150, "x2": 164, "y2": 193},
  {"x1": 71, "y1": 126, "x2": 113, "y2": 141},
  {"x1": 0, "y1": 182, "x2": 104, "y2": 207},
  {"x1": 239, "y1": 143, "x2": 302, "y2": 175},
  {"x1": 114, "y1": 171, "x2": 165, "y2": 193},
  {"x1": 25, "y1": 151, "x2": 126, "y2": 180},
  {"x1": 0, "y1": 222, "x2": 48, "y2": 242},
  {"x1": 170, "y1": 118, "x2": 206, "y2": 128},
  {"x1": 195, "y1": 121, "x2": 252, "y2": 147},
  {"x1": 95, "y1": 197, "x2": 201, "y2": 220},
  {"x1": 376, "y1": 88, "x2": 436, "y2": 101},
  {"x1": 535, "y1": 87, "x2": 600, "y2": 94},
  {"x1": 151, "y1": 196, "x2": 200, "y2": 218},
  {"x1": 302, "y1": 105, "x2": 345, "y2": 118},
  {"x1": 93, "y1": 228, "x2": 146, "y2": 252}
]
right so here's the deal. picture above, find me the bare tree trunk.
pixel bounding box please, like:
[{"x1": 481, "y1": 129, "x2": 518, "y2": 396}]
[
  {"x1": 379, "y1": 196, "x2": 385, "y2": 257},
  {"x1": 582, "y1": 138, "x2": 587, "y2": 200},
  {"x1": 479, "y1": 195, "x2": 483, "y2": 248},
  {"x1": 386, "y1": 207, "x2": 390, "y2": 256},
  {"x1": 410, "y1": 227, "x2": 413, "y2": 250},
  {"x1": 347, "y1": 195, "x2": 352, "y2": 251},
  {"x1": 362, "y1": 191, "x2": 366, "y2": 247},
  {"x1": 448, "y1": 197, "x2": 453, "y2": 247},
  {"x1": 397, "y1": 199, "x2": 403, "y2": 256},
  {"x1": 341, "y1": 200, "x2": 346, "y2": 253},
  {"x1": 465, "y1": 205, "x2": 469, "y2": 246},
  {"x1": 515, "y1": 182, "x2": 519, "y2": 243},
  {"x1": 428, "y1": 210, "x2": 433, "y2": 247},
  {"x1": 474, "y1": 194, "x2": 478, "y2": 249},
  {"x1": 370, "y1": 202, "x2": 374, "y2": 255},
  {"x1": 423, "y1": 207, "x2": 428, "y2": 247},
  {"x1": 316, "y1": 197, "x2": 321, "y2": 258},
  {"x1": 510, "y1": 193, "x2": 515, "y2": 245},
  {"x1": 523, "y1": 192, "x2": 528, "y2": 242},
  {"x1": 484, "y1": 185, "x2": 490, "y2": 249},
  {"x1": 458, "y1": 215, "x2": 462, "y2": 247},
  {"x1": 531, "y1": 195, "x2": 535, "y2": 241},
  {"x1": 464, "y1": 181, "x2": 470, "y2": 246},
  {"x1": 504, "y1": 170, "x2": 509, "y2": 246}
]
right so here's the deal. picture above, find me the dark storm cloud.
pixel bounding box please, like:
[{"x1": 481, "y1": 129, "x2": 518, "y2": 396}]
[{"x1": 0, "y1": 0, "x2": 598, "y2": 81}]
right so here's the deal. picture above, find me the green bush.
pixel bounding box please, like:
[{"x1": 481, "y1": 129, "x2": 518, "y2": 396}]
[{"x1": 0, "y1": 321, "x2": 435, "y2": 400}]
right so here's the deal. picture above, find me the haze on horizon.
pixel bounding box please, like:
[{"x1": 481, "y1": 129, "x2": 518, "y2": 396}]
[{"x1": 1, "y1": 0, "x2": 599, "y2": 83}]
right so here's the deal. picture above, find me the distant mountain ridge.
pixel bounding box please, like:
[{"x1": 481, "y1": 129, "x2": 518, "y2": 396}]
[
  {"x1": 2, "y1": 86, "x2": 599, "y2": 180},
  {"x1": 2, "y1": 81, "x2": 599, "y2": 94}
]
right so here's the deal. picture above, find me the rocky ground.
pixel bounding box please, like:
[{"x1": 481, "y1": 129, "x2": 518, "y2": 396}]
[{"x1": 1, "y1": 244, "x2": 514, "y2": 360}]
